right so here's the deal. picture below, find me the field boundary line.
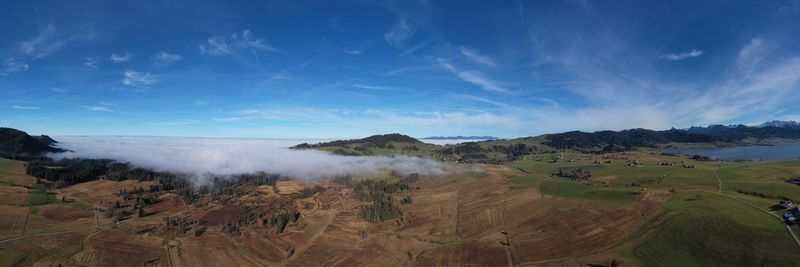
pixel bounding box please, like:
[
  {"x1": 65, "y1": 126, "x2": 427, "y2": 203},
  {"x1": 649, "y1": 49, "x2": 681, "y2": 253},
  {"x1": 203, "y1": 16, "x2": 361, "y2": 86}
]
[{"x1": 0, "y1": 227, "x2": 95, "y2": 244}]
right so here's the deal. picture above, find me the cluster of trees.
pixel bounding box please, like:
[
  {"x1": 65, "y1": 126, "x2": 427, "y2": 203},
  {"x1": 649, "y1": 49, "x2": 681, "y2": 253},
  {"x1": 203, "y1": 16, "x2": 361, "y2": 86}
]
[
  {"x1": 264, "y1": 210, "x2": 301, "y2": 233},
  {"x1": 204, "y1": 172, "x2": 281, "y2": 196},
  {"x1": 351, "y1": 175, "x2": 419, "y2": 223},
  {"x1": 106, "y1": 204, "x2": 128, "y2": 222},
  {"x1": 25, "y1": 157, "x2": 294, "y2": 207},
  {"x1": 294, "y1": 185, "x2": 326, "y2": 199},
  {"x1": 221, "y1": 221, "x2": 242, "y2": 237},
  {"x1": 691, "y1": 155, "x2": 714, "y2": 161},
  {"x1": 353, "y1": 179, "x2": 411, "y2": 202},
  {"x1": 163, "y1": 216, "x2": 194, "y2": 235},
  {"x1": 490, "y1": 143, "x2": 534, "y2": 160},
  {"x1": 554, "y1": 168, "x2": 592, "y2": 180},
  {"x1": 437, "y1": 142, "x2": 536, "y2": 163},
  {"x1": 26, "y1": 158, "x2": 113, "y2": 187},
  {"x1": 358, "y1": 196, "x2": 402, "y2": 223},
  {"x1": 26, "y1": 158, "x2": 193, "y2": 193}
]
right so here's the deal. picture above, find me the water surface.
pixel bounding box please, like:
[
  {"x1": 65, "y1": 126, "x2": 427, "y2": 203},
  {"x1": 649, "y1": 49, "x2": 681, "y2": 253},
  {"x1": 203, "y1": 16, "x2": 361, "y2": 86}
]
[{"x1": 664, "y1": 142, "x2": 800, "y2": 161}]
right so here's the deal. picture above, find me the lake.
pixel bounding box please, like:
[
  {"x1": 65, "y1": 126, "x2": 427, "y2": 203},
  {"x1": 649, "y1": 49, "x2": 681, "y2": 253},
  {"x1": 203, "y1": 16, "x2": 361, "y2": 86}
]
[{"x1": 664, "y1": 142, "x2": 800, "y2": 161}]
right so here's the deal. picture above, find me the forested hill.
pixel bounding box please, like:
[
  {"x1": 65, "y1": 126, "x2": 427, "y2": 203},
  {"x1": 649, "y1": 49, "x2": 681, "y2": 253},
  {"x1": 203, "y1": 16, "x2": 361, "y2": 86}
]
[
  {"x1": 544, "y1": 124, "x2": 800, "y2": 151},
  {"x1": 686, "y1": 124, "x2": 800, "y2": 140},
  {"x1": 292, "y1": 133, "x2": 422, "y2": 149},
  {"x1": 542, "y1": 129, "x2": 721, "y2": 151},
  {"x1": 0, "y1": 127, "x2": 63, "y2": 156}
]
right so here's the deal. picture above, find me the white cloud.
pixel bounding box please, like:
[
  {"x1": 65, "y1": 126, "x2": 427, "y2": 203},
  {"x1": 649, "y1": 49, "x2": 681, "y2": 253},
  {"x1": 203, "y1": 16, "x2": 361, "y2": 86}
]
[
  {"x1": 2, "y1": 58, "x2": 29, "y2": 75},
  {"x1": 19, "y1": 22, "x2": 89, "y2": 59},
  {"x1": 439, "y1": 59, "x2": 510, "y2": 93},
  {"x1": 152, "y1": 51, "x2": 182, "y2": 66},
  {"x1": 659, "y1": 49, "x2": 704, "y2": 61},
  {"x1": 384, "y1": 18, "x2": 416, "y2": 49},
  {"x1": 83, "y1": 57, "x2": 99, "y2": 68},
  {"x1": 110, "y1": 52, "x2": 131, "y2": 63},
  {"x1": 199, "y1": 29, "x2": 279, "y2": 56},
  {"x1": 12, "y1": 105, "x2": 40, "y2": 110},
  {"x1": 122, "y1": 70, "x2": 155, "y2": 87},
  {"x1": 352, "y1": 83, "x2": 395, "y2": 91},
  {"x1": 20, "y1": 23, "x2": 58, "y2": 59},
  {"x1": 81, "y1": 105, "x2": 113, "y2": 112},
  {"x1": 737, "y1": 38, "x2": 775, "y2": 73},
  {"x1": 459, "y1": 47, "x2": 497, "y2": 67},
  {"x1": 146, "y1": 119, "x2": 200, "y2": 126},
  {"x1": 49, "y1": 136, "x2": 451, "y2": 184},
  {"x1": 344, "y1": 49, "x2": 362, "y2": 55}
]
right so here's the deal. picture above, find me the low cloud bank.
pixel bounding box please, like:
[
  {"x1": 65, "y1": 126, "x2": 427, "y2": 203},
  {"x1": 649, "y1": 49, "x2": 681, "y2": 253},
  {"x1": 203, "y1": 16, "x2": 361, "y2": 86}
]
[{"x1": 49, "y1": 136, "x2": 451, "y2": 184}]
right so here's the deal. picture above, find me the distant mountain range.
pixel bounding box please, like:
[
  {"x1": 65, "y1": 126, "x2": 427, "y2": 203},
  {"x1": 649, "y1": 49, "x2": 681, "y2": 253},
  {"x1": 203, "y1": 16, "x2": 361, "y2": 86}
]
[
  {"x1": 420, "y1": 136, "x2": 500, "y2": 140},
  {"x1": 544, "y1": 121, "x2": 800, "y2": 152},
  {"x1": 759, "y1": 120, "x2": 800, "y2": 129}
]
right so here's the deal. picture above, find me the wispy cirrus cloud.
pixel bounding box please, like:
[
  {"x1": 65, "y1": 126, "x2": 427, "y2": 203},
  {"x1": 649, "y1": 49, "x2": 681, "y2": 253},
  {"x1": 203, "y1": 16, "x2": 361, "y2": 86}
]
[
  {"x1": 352, "y1": 83, "x2": 396, "y2": 91},
  {"x1": 12, "y1": 105, "x2": 40, "y2": 110},
  {"x1": 50, "y1": 87, "x2": 69, "y2": 93},
  {"x1": 1, "y1": 58, "x2": 29, "y2": 75},
  {"x1": 83, "y1": 57, "x2": 99, "y2": 68},
  {"x1": 438, "y1": 59, "x2": 510, "y2": 93},
  {"x1": 459, "y1": 47, "x2": 497, "y2": 67},
  {"x1": 199, "y1": 29, "x2": 279, "y2": 56},
  {"x1": 20, "y1": 22, "x2": 90, "y2": 60},
  {"x1": 81, "y1": 105, "x2": 113, "y2": 112},
  {"x1": 384, "y1": 18, "x2": 416, "y2": 49},
  {"x1": 110, "y1": 52, "x2": 131, "y2": 63},
  {"x1": 152, "y1": 51, "x2": 182, "y2": 66},
  {"x1": 344, "y1": 49, "x2": 362, "y2": 55},
  {"x1": 659, "y1": 49, "x2": 704, "y2": 61},
  {"x1": 122, "y1": 70, "x2": 155, "y2": 87},
  {"x1": 737, "y1": 38, "x2": 775, "y2": 73}
]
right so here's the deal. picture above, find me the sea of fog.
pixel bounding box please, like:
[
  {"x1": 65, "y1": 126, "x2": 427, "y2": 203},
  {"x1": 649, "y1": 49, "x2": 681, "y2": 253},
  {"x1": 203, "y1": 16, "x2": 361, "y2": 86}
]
[{"x1": 48, "y1": 136, "x2": 465, "y2": 184}]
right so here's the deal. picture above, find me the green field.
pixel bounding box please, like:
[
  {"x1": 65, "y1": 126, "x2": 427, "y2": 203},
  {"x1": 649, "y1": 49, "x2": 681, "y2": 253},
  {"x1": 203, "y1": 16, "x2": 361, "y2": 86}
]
[
  {"x1": 537, "y1": 178, "x2": 638, "y2": 202},
  {"x1": 505, "y1": 152, "x2": 800, "y2": 265},
  {"x1": 633, "y1": 190, "x2": 800, "y2": 266},
  {"x1": 25, "y1": 185, "x2": 58, "y2": 208}
]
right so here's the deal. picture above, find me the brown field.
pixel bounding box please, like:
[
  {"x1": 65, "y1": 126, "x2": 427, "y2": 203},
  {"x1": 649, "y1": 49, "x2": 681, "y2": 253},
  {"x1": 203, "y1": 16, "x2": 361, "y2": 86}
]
[
  {"x1": 1, "y1": 161, "x2": 668, "y2": 267},
  {"x1": 57, "y1": 179, "x2": 155, "y2": 205},
  {"x1": 72, "y1": 229, "x2": 168, "y2": 267},
  {"x1": 0, "y1": 159, "x2": 38, "y2": 187},
  {"x1": 0, "y1": 205, "x2": 28, "y2": 239},
  {"x1": 0, "y1": 185, "x2": 28, "y2": 206},
  {"x1": 172, "y1": 231, "x2": 263, "y2": 267}
]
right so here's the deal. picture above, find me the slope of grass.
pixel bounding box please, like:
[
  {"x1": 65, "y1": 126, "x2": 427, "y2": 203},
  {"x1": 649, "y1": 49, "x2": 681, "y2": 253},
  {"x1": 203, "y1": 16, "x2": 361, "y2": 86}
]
[
  {"x1": 538, "y1": 178, "x2": 637, "y2": 202},
  {"x1": 510, "y1": 175, "x2": 539, "y2": 186},
  {"x1": 26, "y1": 184, "x2": 58, "y2": 209},
  {"x1": 633, "y1": 190, "x2": 800, "y2": 266}
]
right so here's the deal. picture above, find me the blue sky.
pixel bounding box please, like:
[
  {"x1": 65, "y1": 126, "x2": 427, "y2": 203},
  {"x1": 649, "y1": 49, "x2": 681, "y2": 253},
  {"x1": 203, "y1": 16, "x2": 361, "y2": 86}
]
[{"x1": 2, "y1": 0, "x2": 800, "y2": 138}]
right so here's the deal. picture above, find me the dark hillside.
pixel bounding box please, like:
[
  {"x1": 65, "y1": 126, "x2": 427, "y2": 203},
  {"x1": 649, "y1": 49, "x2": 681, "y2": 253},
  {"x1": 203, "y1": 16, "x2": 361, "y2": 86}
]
[
  {"x1": 292, "y1": 133, "x2": 422, "y2": 149},
  {"x1": 543, "y1": 128, "x2": 722, "y2": 151},
  {"x1": 0, "y1": 127, "x2": 63, "y2": 156}
]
